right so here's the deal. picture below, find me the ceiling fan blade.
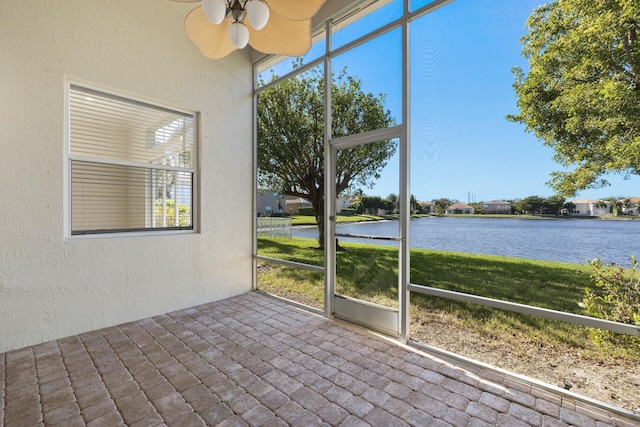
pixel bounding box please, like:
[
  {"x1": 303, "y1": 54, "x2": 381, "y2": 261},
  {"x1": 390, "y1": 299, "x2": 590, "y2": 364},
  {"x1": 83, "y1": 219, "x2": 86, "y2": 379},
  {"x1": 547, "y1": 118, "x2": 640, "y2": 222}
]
[
  {"x1": 185, "y1": 7, "x2": 236, "y2": 59},
  {"x1": 266, "y1": 0, "x2": 327, "y2": 21},
  {"x1": 248, "y1": 12, "x2": 312, "y2": 56}
]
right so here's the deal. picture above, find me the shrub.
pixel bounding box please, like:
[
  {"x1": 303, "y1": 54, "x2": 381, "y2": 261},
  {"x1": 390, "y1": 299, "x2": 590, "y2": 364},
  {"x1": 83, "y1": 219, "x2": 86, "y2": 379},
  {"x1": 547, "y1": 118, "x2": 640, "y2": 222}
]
[
  {"x1": 580, "y1": 257, "x2": 640, "y2": 351},
  {"x1": 297, "y1": 207, "x2": 314, "y2": 216},
  {"x1": 270, "y1": 212, "x2": 290, "y2": 217},
  {"x1": 340, "y1": 208, "x2": 358, "y2": 216},
  {"x1": 154, "y1": 200, "x2": 191, "y2": 227}
]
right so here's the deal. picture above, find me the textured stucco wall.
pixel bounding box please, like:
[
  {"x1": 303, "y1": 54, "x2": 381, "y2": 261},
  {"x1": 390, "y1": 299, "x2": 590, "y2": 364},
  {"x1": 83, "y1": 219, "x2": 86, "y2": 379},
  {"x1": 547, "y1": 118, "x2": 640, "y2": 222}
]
[{"x1": 0, "y1": 0, "x2": 254, "y2": 352}]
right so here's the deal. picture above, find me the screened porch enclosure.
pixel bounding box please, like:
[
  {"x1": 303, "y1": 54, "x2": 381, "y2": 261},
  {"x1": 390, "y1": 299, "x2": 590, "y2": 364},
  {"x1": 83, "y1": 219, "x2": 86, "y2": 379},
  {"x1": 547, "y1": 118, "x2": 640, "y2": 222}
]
[
  {"x1": 254, "y1": 0, "x2": 640, "y2": 416},
  {"x1": 1, "y1": 0, "x2": 639, "y2": 423}
]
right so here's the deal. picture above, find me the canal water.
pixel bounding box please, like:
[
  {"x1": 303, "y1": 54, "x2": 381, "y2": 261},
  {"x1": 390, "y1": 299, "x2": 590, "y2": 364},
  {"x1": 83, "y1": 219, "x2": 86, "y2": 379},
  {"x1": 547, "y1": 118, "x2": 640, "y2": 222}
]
[{"x1": 291, "y1": 216, "x2": 640, "y2": 265}]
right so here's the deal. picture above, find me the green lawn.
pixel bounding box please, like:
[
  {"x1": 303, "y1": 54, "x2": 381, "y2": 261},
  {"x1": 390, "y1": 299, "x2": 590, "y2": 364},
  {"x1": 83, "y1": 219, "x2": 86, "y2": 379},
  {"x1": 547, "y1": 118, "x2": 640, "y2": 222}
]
[
  {"x1": 257, "y1": 236, "x2": 640, "y2": 360},
  {"x1": 291, "y1": 214, "x2": 393, "y2": 226}
]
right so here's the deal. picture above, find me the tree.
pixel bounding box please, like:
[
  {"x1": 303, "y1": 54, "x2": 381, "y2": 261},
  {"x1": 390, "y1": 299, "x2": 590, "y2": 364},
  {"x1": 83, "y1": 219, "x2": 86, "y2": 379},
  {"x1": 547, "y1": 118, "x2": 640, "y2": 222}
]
[
  {"x1": 432, "y1": 198, "x2": 454, "y2": 215},
  {"x1": 596, "y1": 199, "x2": 611, "y2": 215},
  {"x1": 410, "y1": 194, "x2": 417, "y2": 214},
  {"x1": 469, "y1": 202, "x2": 483, "y2": 214},
  {"x1": 506, "y1": 199, "x2": 519, "y2": 215},
  {"x1": 258, "y1": 65, "x2": 396, "y2": 247},
  {"x1": 360, "y1": 196, "x2": 385, "y2": 214},
  {"x1": 415, "y1": 201, "x2": 430, "y2": 214},
  {"x1": 603, "y1": 197, "x2": 625, "y2": 215},
  {"x1": 509, "y1": 0, "x2": 640, "y2": 197},
  {"x1": 620, "y1": 197, "x2": 632, "y2": 215},
  {"x1": 563, "y1": 201, "x2": 576, "y2": 214},
  {"x1": 515, "y1": 195, "x2": 545, "y2": 215},
  {"x1": 542, "y1": 195, "x2": 566, "y2": 215},
  {"x1": 388, "y1": 193, "x2": 399, "y2": 213},
  {"x1": 383, "y1": 198, "x2": 395, "y2": 213}
]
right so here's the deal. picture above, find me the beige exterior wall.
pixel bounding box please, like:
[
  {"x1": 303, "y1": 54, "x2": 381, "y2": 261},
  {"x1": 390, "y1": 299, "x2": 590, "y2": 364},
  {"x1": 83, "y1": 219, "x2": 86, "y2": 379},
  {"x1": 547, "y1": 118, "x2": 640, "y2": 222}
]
[
  {"x1": 571, "y1": 201, "x2": 612, "y2": 216},
  {"x1": 0, "y1": 0, "x2": 254, "y2": 352}
]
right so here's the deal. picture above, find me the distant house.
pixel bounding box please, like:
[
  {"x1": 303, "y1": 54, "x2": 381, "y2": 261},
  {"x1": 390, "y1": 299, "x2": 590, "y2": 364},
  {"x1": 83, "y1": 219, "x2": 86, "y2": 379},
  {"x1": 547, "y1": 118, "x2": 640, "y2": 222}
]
[
  {"x1": 417, "y1": 201, "x2": 432, "y2": 214},
  {"x1": 336, "y1": 195, "x2": 351, "y2": 212},
  {"x1": 621, "y1": 197, "x2": 640, "y2": 216},
  {"x1": 286, "y1": 195, "x2": 349, "y2": 215},
  {"x1": 570, "y1": 198, "x2": 612, "y2": 216},
  {"x1": 446, "y1": 202, "x2": 474, "y2": 215},
  {"x1": 257, "y1": 190, "x2": 283, "y2": 214},
  {"x1": 286, "y1": 196, "x2": 312, "y2": 214},
  {"x1": 481, "y1": 200, "x2": 511, "y2": 214}
]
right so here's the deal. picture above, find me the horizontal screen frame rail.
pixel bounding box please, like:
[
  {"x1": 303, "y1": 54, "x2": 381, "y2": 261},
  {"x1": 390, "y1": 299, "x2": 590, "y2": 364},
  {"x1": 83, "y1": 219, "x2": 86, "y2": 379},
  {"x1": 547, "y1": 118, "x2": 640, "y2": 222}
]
[
  {"x1": 255, "y1": 255, "x2": 325, "y2": 273},
  {"x1": 408, "y1": 283, "x2": 640, "y2": 337},
  {"x1": 335, "y1": 232, "x2": 401, "y2": 241}
]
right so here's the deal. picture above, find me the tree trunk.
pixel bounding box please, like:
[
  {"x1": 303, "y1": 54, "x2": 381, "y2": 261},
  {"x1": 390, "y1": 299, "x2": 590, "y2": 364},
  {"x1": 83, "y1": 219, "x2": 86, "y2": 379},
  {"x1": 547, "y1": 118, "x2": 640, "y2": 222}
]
[
  {"x1": 312, "y1": 194, "x2": 341, "y2": 250},
  {"x1": 312, "y1": 197, "x2": 324, "y2": 249}
]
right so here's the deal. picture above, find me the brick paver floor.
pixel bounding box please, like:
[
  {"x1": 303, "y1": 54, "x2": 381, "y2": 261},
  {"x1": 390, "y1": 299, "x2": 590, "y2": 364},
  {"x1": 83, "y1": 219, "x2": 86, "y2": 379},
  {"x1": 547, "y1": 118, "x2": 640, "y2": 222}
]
[{"x1": 1, "y1": 292, "x2": 638, "y2": 426}]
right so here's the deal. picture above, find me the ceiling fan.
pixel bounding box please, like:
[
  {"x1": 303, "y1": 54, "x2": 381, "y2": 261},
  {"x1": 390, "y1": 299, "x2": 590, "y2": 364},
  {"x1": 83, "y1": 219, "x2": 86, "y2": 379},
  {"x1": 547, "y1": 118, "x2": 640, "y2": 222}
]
[{"x1": 170, "y1": 0, "x2": 327, "y2": 59}]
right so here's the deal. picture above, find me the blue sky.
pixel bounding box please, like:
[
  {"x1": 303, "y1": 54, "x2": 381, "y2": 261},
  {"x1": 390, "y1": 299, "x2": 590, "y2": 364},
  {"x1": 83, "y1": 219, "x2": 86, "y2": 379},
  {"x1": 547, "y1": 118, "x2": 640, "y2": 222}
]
[
  {"x1": 261, "y1": 0, "x2": 640, "y2": 203},
  {"x1": 345, "y1": 0, "x2": 640, "y2": 203}
]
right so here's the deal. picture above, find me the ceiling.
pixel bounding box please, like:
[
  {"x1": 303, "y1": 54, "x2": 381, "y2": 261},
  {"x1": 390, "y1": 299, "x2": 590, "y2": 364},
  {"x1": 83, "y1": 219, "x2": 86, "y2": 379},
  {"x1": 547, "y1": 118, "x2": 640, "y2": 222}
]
[
  {"x1": 159, "y1": 0, "x2": 369, "y2": 24},
  {"x1": 159, "y1": 0, "x2": 385, "y2": 62}
]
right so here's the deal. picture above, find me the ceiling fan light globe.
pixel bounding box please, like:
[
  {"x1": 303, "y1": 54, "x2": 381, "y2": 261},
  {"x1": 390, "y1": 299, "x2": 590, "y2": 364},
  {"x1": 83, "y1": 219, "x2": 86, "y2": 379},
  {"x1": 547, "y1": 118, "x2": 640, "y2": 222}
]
[
  {"x1": 228, "y1": 22, "x2": 250, "y2": 49},
  {"x1": 202, "y1": 0, "x2": 227, "y2": 25},
  {"x1": 246, "y1": 0, "x2": 269, "y2": 30}
]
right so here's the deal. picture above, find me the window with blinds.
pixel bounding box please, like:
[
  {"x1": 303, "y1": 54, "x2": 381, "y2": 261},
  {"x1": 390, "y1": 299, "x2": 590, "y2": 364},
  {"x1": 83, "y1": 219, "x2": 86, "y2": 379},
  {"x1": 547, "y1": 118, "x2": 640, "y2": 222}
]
[{"x1": 68, "y1": 84, "x2": 196, "y2": 235}]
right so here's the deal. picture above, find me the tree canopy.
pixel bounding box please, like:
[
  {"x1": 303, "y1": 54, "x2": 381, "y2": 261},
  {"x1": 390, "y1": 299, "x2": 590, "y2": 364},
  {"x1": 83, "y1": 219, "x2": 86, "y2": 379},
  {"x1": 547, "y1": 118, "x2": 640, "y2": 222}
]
[
  {"x1": 514, "y1": 195, "x2": 545, "y2": 215},
  {"x1": 356, "y1": 196, "x2": 395, "y2": 214},
  {"x1": 257, "y1": 65, "x2": 396, "y2": 247},
  {"x1": 509, "y1": 0, "x2": 640, "y2": 197},
  {"x1": 431, "y1": 198, "x2": 454, "y2": 215},
  {"x1": 542, "y1": 195, "x2": 566, "y2": 215}
]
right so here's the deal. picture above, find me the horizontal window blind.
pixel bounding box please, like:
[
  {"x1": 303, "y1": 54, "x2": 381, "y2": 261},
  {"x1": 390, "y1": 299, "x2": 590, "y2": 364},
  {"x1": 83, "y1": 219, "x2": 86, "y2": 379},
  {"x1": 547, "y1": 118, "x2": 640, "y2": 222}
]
[{"x1": 69, "y1": 84, "x2": 196, "y2": 235}]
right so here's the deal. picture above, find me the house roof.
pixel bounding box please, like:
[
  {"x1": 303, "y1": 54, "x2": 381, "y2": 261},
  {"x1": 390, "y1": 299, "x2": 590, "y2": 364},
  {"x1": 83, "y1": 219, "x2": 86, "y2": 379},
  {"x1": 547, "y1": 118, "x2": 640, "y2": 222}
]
[
  {"x1": 448, "y1": 202, "x2": 473, "y2": 209},
  {"x1": 286, "y1": 197, "x2": 310, "y2": 204},
  {"x1": 570, "y1": 198, "x2": 608, "y2": 204},
  {"x1": 571, "y1": 198, "x2": 640, "y2": 204},
  {"x1": 483, "y1": 200, "x2": 511, "y2": 205}
]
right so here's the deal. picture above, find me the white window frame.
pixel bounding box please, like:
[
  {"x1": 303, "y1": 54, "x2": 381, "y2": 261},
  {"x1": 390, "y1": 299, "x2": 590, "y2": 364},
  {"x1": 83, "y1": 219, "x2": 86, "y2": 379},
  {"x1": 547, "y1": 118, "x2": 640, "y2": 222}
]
[{"x1": 64, "y1": 81, "x2": 198, "y2": 237}]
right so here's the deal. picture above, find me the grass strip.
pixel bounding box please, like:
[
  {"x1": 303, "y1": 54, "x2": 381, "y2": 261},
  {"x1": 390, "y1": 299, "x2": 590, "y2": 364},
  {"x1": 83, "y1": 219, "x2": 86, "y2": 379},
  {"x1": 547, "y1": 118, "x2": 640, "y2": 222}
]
[
  {"x1": 257, "y1": 236, "x2": 640, "y2": 360},
  {"x1": 290, "y1": 214, "x2": 399, "y2": 226}
]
